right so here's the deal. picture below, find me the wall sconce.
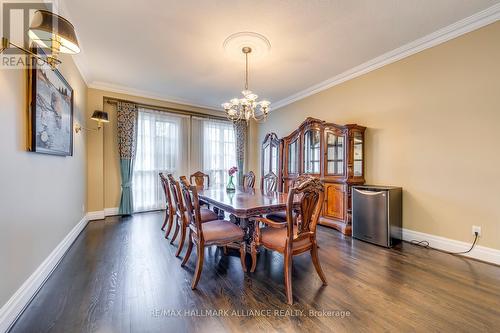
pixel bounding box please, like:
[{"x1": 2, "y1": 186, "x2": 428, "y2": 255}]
[
  {"x1": 0, "y1": 10, "x2": 80, "y2": 69},
  {"x1": 75, "y1": 111, "x2": 109, "y2": 133},
  {"x1": 90, "y1": 111, "x2": 110, "y2": 129}
]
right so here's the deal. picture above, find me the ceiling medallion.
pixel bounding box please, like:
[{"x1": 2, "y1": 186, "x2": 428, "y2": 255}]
[{"x1": 222, "y1": 32, "x2": 271, "y2": 123}]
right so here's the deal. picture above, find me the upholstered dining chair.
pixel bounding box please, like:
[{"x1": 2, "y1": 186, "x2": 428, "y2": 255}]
[
  {"x1": 250, "y1": 175, "x2": 327, "y2": 304},
  {"x1": 166, "y1": 175, "x2": 219, "y2": 257},
  {"x1": 179, "y1": 178, "x2": 246, "y2": 289},
  {"x1": 159, "y1": 173, "x2": 174, "y2": 239},
  {"x1": 242, "y1": 171, "x2": 256, "y2": 189}
]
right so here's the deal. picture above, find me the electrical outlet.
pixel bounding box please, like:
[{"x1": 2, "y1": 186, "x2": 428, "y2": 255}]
[{"x1": 472, "y1": 225, "x2": 481, "y2": 237}]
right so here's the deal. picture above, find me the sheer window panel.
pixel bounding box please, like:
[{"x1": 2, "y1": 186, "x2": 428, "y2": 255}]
[
  {"x1": 192, "y1": 117, "x2": 236, "y2": 186},
  {"x1": 133, "y1": 108, "x2": 189, "y2": 212}
]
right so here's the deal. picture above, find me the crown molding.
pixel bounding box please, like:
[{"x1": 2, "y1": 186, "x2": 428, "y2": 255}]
[
  {"x1": 70, "y1": 54, "x2": 92, "y2": 85},
  {"x1": 88, "y1": 81, "x2": 221, "y2": 112},
  {"x1": 272, "y1": 3, "x2": 500, "y2": 110},
  {"x1": 58, "y1": 1, "x2": 92, "y2": 85}
]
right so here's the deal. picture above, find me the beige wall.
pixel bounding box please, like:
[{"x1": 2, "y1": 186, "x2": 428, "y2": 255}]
[
  {"x1": 0, "y1": 54, "x2": 87, "y2": 306},
  {"x1": 87, "y1": 88, "x2": 257, "y2": 212},
  {"x1": 258, "y1": 22, "x2": 500, "y2": 250}
]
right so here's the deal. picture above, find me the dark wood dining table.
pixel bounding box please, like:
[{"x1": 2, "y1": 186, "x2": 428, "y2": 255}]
[{"x1": 197, "y1": 186, "x2": 298, "y2": 271}]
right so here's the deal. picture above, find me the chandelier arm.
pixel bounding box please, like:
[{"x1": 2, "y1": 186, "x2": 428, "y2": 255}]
[
  {"x1": 251, "y1": 107, "x2": 268, "y2": 122},
  {"x1": 253, "y1": 113, "x2": 268, "y2": 123},
  {"x1": 233, "y1": 107, "x2": 243, "y2": 122},
  {"x1": 227, "y1": 106, "x2": 242, "y2": 122}
]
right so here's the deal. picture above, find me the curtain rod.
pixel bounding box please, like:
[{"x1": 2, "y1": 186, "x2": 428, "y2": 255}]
[{"x1": 103, "y1": 97, "x2": 228, "y2": 121}]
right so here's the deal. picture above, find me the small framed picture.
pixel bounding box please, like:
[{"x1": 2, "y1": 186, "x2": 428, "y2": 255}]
[{"x1": 28, "y1": 47, "x2": 74, "y2": 156}]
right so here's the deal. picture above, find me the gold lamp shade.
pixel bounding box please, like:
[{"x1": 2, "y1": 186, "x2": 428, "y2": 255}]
[
  {"x1": 91, "y1": 111, "x2": 109, "y2": 123},
  {"x1": 28, "y1": 10, "x2": 80, "y2": 54}
]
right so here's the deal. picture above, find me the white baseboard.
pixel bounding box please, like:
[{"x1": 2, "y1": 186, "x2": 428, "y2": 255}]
[
  {"x1": 104, "y1": 207, "x2": 119, "y2": 217},
  {"x1": 87, "y1": 207, "x2": 119, "y2": 221},
  {"x1": 86, "y1": 210, "x2": 105, "y2": 221},
  {"x1": 0, "y1": 214, "x2": 89, "y2": 333},
  {"x1": 403, "y1": 228, "x2": 500, "y2": 266}
]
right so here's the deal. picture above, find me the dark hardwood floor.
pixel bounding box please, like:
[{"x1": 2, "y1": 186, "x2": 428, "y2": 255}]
[{"x1": 10, "y1": 211, "x2": 500, "y2": 333}]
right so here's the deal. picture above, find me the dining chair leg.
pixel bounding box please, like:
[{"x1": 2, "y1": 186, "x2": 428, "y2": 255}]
[
  {"x1": 284, "y1": 249, "x2": 293, "y2": 305},
  {"x1": 311, "y1": 242, "x2": 328, "y2": 285},
  {"x1": 164, "y1": 212, "x2": 174, "y2": 239},
  {"x1": 181, "y1": 230, "x2": 193, "y2": 267},
  {"x1": 170, "y1": 216, "x2": 180, "y2": 245},
  {"x1": 191, "y1": 242, "x2": 205, "y2": 290},
  {"x1": 175, "y1": 223, "x2": 187, "y2": 257},
  {"x1": 239, "y1": 242, "x2": 247, "y2": 272},
  {"x1": 161, "y1": 210, "x2": 168, "y2": 231},
  {"x1": 250, "y1": 242, "x2": 257, "y2": 273}
]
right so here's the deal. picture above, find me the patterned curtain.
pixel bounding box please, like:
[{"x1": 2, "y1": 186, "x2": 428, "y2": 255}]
[
  {"x1": 233, "y1": 120, "x2": 247, "y2": 186},
  {"x1": 117, "y1": 101, "x2": 138, "y2": 215}
]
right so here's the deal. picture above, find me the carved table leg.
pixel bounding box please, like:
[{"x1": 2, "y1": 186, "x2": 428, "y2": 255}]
[
  {"x1": 250, "y1": 240, "x2": 257, "y2": 273},
  {"x1": 237, "y1": 217, "x2": 259, "y2": 272},
  {"x1": 225, "y1": 215, "x2": 258, "y2": 272}
]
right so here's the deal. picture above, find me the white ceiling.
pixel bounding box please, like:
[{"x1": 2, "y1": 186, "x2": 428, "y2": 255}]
[{"x1": 62, "y1": 0, "x2": 500, "y2": 110}]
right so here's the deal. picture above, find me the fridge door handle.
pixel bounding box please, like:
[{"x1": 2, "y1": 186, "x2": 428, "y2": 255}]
[{"x1": 353, "y1": 189, "x2": 385, "y2": 196}]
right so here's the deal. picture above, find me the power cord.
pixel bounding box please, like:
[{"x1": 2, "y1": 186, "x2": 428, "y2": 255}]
[
  {"x1": 409, "y1": 232, "x2": 479, "y2": 256},
  {"x1": 410, "y1": 240, "x2": 430, "y2": 248},
  {"x1": 448, "y1": 232, "x2": 479, "y2": 255}
]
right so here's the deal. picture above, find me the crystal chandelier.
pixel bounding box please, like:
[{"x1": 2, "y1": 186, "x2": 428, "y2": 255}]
[{"x1": 222, "y1": 46, "x2": 270, "y2": 123}]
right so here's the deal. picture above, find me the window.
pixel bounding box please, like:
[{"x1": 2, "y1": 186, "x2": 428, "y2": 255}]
[
  {"x1": 133, "y1": 108, "x2": 189, "y2": 212},
  {"x1": 132, "y1": 109, "x2": 235, "y2": 213},
  {"x1": 201, "y1": 119, "x2": 236, "y2": 186}
]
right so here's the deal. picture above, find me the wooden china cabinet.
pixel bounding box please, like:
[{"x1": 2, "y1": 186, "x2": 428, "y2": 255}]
[{"x1": 275, "y1": 117, "x2": 366, "y2": 235}]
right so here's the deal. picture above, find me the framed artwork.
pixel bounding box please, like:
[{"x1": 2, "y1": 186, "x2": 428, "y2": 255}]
[{"x1": 28, "y1": 47, "x2": 74, "y2": 156}]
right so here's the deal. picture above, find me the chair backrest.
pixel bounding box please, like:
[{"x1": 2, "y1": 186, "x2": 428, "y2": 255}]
[
  {"x1": 167, "y1": 174, "x2": 184, "y2": 214},
  {"x1": 285, "y1": 175, "x2": 324, "y2": 244},
  {"x1": 190, "y1": 171, "x2": 209, "y2": 188},
  {"x1": 159, "y1": 173, "x2": 173, "y2": 209},
  {"x1": 243, "y1": 171, "x2": 256, "y2": 188},
  {"x1": 179, "y1": 176, "x2": 192, "y2": 212},
  {"x1": 179, "y1": 176, "x2": 204, "y2": 240},
  {"x1": 261, "y1": 172, "x2": 278, "y2": 193}
]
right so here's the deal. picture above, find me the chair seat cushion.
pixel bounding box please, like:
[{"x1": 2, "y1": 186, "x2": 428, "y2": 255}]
[
  {"x1": 202, "y1": 220, "x2": 245, "y2": 243},
  {"x1": 265, "y1": 211, "x2": 287, "y2": 222},
  {"x1": 200, "y1": 208, "x2": 218, "y2": 222},
  {"x1": 260, "y1": 226, "x2": 311, "y2": 251}
]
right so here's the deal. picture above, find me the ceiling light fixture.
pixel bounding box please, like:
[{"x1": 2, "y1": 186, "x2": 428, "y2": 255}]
[{"x1": 222, "y1": 33, "x2": 271, "y2": 124}]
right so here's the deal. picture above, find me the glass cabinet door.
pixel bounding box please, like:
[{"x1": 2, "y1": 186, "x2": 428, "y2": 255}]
[
  {"x1": 353, "y1": 131, "x2": 363, "y2": 176},
  {"x1": 271, "y1": 145, "x2": 278, "y2": 174},
  {"x1": 288, "y1": 138, "x2": 299, "y2": 174},
  {"x1": 263, "y1": 144, "x2": 270, "y2": 176},
  {"x1": 303, "y1": 129, "x2": 320, "y2": 174},
  {"x1": 326, "y1": 131, "x2": 344, "y2": 175}
]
